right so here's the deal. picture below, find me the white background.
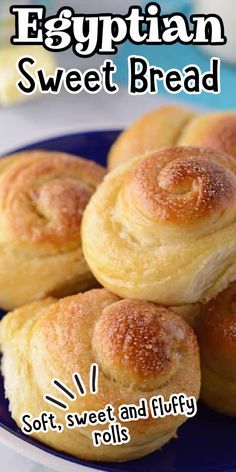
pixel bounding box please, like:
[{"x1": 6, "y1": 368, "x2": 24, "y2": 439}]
[{"x1": 0, "y1": 88, "x2": 165, "y2": 155}]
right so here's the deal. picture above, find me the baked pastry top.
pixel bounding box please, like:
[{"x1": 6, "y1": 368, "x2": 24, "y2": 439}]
[
  {"x1": 0, "y1": 288, "x2": 200, "y2": 462},
  {"x1": 196, "y1": 282, "x2": 236, "y2": 416},
  {"x1": 108, "y1": 107, "x2": 236, "y2": 170},
  {"x1": 179, "y1": 112, "x2": 236, "y2": 158},
  {"x1": 82, "y1": 146, "x2": 236, "y2": 305},
  {"x1": 0, "y1": 150, "x2": 105, "y2": 310},
  {"x1": 108, "y1": 105, "x2": 195, "y2": 170}
]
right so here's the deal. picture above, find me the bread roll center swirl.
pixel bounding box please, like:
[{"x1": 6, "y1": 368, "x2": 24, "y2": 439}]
[
  {"x1": 93, "y1": 300, "x2": 185, "y2": 391},
  {"x1": 31, "y1": 178, "x2": 92, "y2": 238},
  {"x1": 0, "y1": 152, "x2": 102, "y2": 249},
  {"x1": 127, "y1": 154, "x2": 235, "y2": 223}
]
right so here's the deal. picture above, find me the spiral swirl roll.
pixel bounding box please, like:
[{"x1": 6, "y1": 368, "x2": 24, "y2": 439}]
[
  {"x1": 82, "y1": 147, "x2": 236, "y2": 305},
  {"x1": 108, "y1": 107, "x2": 236, "y2": 170},
  {"x1": 0, "y1": 289, "x2": 200, "y2": 461},
  {"x1": 196, "y1": 282, "x2": 236, "y2": 416},
  {"x1": 0, "y1": 150, "x2": 105, "y2": 310}
]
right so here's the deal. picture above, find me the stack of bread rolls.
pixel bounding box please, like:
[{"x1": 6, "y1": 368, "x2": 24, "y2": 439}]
[{"x1": 0, "y1": 105, "x2": 236, "y2": 463}]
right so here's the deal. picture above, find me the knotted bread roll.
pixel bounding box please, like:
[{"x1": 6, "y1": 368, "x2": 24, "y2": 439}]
[
  {"x1": 0, "y1": 289, "x2": 200, "y2": 461},
  {"x1": 108, "y1": 108, "x2": 236, "y2": 170},
  {"x1": 82, "y1": 147, "x2": 236, "y2": 306},
  {"x1": 196, "y1": 282, "x2": 236, "y2": 416},
  {"x1": 0, "y1": 150, "x2": 105, "y2": 310}
]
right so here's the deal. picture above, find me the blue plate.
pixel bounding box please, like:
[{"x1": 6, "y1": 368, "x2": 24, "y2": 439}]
[{"x1": 0, "y1": 130, "x2": 235, "y2": 472}]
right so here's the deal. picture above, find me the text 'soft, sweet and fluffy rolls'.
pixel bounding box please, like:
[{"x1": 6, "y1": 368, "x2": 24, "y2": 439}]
[
  {"x1": 0, "y1": 289, "x2": 200, "y2": 462},
  {"x1": 196, "y1": 282, "x2": 236, "y2": 417},
  {"x1": 82, "y1": 147, "x2": 236, "y2": 306},
  {"x1": 0, "y1": 150, "x2": 105, "y2": 310},
  {"x1": 108, "y1": 107, "x2": 236, "y2": 170}
]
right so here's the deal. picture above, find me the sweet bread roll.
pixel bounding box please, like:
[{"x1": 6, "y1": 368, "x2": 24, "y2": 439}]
[
  {"x1": 0, "y1": 289, "x2": 200, "y2": 462},
  {"x1": 179, "y1": 112, "x2": 236, "y2": 158},
  {"x1": 82, "y1": 146, "x2": 236, "y2": 306},
  {"x1": 108, "y1": 106, "x2": 196, "y2": 170},
  {"x1": 108, "y1": 108, "x2": 236, "y2": 171},
  {"x1": 0, "y1": 150, "x2": 105, "y2": 310},
  {"x1": 196, "y1": 283, "x2": 236, "y2": 416}
]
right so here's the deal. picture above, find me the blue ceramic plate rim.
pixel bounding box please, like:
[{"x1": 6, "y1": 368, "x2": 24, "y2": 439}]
[{"x1": 0, "y1": 130, "x2": 235, "y2": 472}]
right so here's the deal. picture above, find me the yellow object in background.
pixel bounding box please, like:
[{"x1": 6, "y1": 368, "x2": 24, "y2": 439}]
[{"x1": 0, "y1": 45, "x2": 56, "y2": 106}]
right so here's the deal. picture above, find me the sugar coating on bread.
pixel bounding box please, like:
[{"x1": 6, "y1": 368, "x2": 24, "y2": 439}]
[
  {"x1": 0, "y1": 289, "x2": 200, "y2": 462},
  {"x1": 93, "y1": 300, "x2": 188, "y2": 390},
  {"x1": 82, "y1": 147, "x2": 236, "y2": 305},
  {"x1": 0, "y1": 150, "x2": 105, "y2": 310},
  {"x1": 123, "y1": 148, "x2": 236, "y2": 224},
  {"x1": 196, "y1": 282, "x2": 236, "y2": 416}
]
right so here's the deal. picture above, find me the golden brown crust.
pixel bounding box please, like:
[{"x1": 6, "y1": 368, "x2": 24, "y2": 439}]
[
  {"x1": 197, "y1": 284, "x2": 236, "y2": 369},
  {"x1": 196, "y1": 282, "x2": 236, "y2": 416},
  {"x1": 0, "y1": 150, "x2": 104, "y2": 248},
  {"x1": 93, "y1": 299, "x2": 197, "y2": 391},
  {"x1": 122, "y1": 147, "x2": 236, "y2": 226},
  {"x1": 0, "y1": 150, "x2": 105, "y2": 309},
  {"x1": 179, "y1": 113, "x2": 236, "y2": 158},
  {"x1": 108, "y1": 108, "x2": 236, "y2": 170},
  {"x1": 108, "y1": 106, "x2": 196, "y2": 170},
  {"x1": 82, "y1": 147, "x2": 236, "y2": 305},
  {"x1": 0, "y1": 288, "x2": 200, "y2": 462}
]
